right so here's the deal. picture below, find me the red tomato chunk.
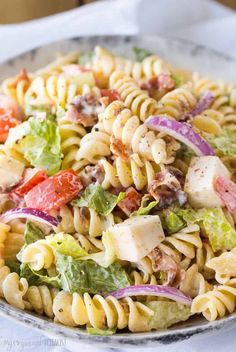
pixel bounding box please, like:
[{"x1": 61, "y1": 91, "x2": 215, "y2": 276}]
[
  {"x1": 12, "y1": 168, "x2": 48, "y2": 197},
  {"x1": 118, "y1": 187, "x2": 142, "y2": 216},
  {"x1": 25, "y1": 169, "x2": 83, "y2": 212}
]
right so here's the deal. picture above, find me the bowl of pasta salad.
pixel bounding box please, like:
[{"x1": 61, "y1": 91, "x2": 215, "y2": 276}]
[{"x1": 0, "y1": 35, "x2": 236, "y2": 348}]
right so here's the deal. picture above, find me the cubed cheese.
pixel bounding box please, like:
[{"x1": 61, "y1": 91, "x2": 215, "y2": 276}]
[
  {"x1": 109, "y1": 215, "x2": 165, "y2": 262},
  {"x1": 0, "y1": 155, "x2": 25, "y2": 191},
  {"x1": 184, "y1": 156, "x2": 230, "y2": 208}
]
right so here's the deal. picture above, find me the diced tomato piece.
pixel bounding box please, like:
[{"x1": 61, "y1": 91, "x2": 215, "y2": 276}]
[
  {"x1": 214, "y1": 176, "x2": 236, "y2": 213},
  {"x1": 12, "y1": 168, "x2": 48, "y2": 197},
  {"x1": 25, "y1": 169, "x2": 83, "y2": 212},
  {"x1": 0, "y1": 94, "x2": 23, "y2": 143},
  {"x1": 118, "y1": 187, "x2": 142, "y2": 216},
  {"x1": 100, "y1": 89, "x2": 120, "y2": 103}
]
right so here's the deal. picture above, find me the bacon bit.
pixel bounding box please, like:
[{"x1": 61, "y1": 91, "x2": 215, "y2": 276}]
[
  {"x1": 79, "y1": 165, "x2": 105, "y2": 187},
  {"x1": 118, "y1": 187, "x2": 142, "y2": 216},
  {"x1": 100, "y1": 89, "x2": 120, "y2": 104},
  {"x1": 214, "y1": 176, "x2": 236, "y2": 213},
  {"x1": 148, "y1": 247, "x2": 185, "y2": 286},
  {"x1": 110, "y1": 136, "x2": 129, "y2": 160},
  {"x1": 62, "y1": 64, "x2": 92, "y2": 75},
  {"x1": 148, "y1": 168, "x2": 186, "y2": 209},
  {"x1": 141, "y1": 73, "x2": 175, "y2": 99},
  {"x1": 66, "y1": 94, "x2": 104, "y2": 127},
  {"x1": 11, "y1": 69, "x2": 30, "y2": 89}
]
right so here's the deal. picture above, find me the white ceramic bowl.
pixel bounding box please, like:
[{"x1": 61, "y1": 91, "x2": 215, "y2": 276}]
[{"x1": 0, "y1": 35, "x2": 236, "y2": 348}]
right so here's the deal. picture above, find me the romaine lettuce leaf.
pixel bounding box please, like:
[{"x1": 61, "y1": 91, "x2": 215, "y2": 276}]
[
  {"x1": 146, "y1": 301, "x2": 191, "y2": 330},
  {"x1": 56, "y1": 253, "x2": 130, "y2": 294},
  {"x1": 131, "y1": 195, "x2": 158, "y2": 217},
  {"x1": 203, "y1": 128, "x2": 236, "y2": 156},
  {"x1": 25, "y1": 221, "x2": 45, "y2": 245},
  {"x1": 45, "y1": 232, "x2": 87, "y2": 258},
  {"x1": 133, "y1": 47, "x2": 152, "y2": 62},
  {"x1": 162, "y1": 210, "x2": 186, "y2": 234},
  {"x1": 171, "y1": 74, "x2": 184, "y2": 87},
  {"x1": 71, "y1": 183, "x2": 125, "y2": 216},
  {"x1": 20, "y1": 263, "x2": 61, "y2": 289},
  {"x1": 87, "y1": 327, "x2": 116, "y2": 336},
  {"x1": 5, "y1": 260, "x2": 21, "y2": 275},
  {"x1": 6, "y1": 116, "x2": 62, "y2": 175},
  {"x1": 177, "y1": 207, "x2": 236, "y2": 251}
]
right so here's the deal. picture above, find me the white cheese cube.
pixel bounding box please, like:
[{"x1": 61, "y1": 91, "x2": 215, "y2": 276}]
[
  {"x1": 0, "y1": 155, "x2": 25, "y2": 191},
  {"x1": 109, "y1": 215, "x2": 165, "y2": 262},
  {"x1": 184, "y1": 156, "x2": 230, "y2": 208}
]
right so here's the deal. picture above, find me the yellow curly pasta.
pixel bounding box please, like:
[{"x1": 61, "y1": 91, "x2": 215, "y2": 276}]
[
  {"x1": 196, "y1": 241, "x2": 215, "y2": 280},
  {"x1": 21, "y1": 240, "x2": 55, "y2": 271},
  {"x1": 91, "y1": 46, "x2": 171, "y2": 82},
  {"x1": 99, "y1": 100, "x2": 180, "y2": 164},
  {"x1": 159, "y1": 224, "x2": 202, "y2": 269},
  {"x1": 156, "y1": 85, "x2": 197, "y2": 120},
  {"x1": 191, "y1": 278, "x2": 236, "y2": 321},
  {"x1": 109, "y1": 71, "x2": 159, "y2": 121},
  {"x1": 206, "y1": 249, "x2": 236, "y2": 284},
  {"x1": 53, "y1": 290, "x2": 153, "y2": 332},
  {"x1": 58, "y1": 113, "x2": 87, "y2": 170},
  {"x1": 25, "y1": 285, "x2": 59, "y2": 318},
  {"x1": 179, "y1": 264, "x2": 212, "y2": 298},
  {"x1": 0, "y1": 223, "x2": 10, "y2": 259},
  {"x1": 98, "y1": 154, "x2": 158, "y2": 190}
]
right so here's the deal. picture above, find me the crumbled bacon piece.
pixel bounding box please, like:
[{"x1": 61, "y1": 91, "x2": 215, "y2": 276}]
[
  {"x1": 148, "y1": 247, "x2": 185, "y2": 286},
  {"x1": 66, "y1": 94, "x2": 104, "y2": 127},
  {"x1": 62, "y1": 64, "x2": 91, "y2": 75},
  {"x1": 148, "y1": 168, "x2": 186, "y2": 209},
  {"x1": 110, "y1": 136, "x2": 129, "y2": 160},
  {"x1": 141, "y1": 73, "x2": 175, "y2": 99},
  {"x1": 118, "y1": 187, "x2": 142, "y2": 216},
  {"x1": 79, "y1": 165, "x2": 105, "y2": 187},
  {"x1": 214, "y1": 176, "x2": 236, "y2": 213},
  {"x1": 100, "y1": 89, "x2": 120, "y2": 104}
]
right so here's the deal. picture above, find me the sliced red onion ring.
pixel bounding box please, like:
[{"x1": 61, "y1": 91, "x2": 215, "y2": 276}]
[
  {"x1": 182, "y1": 91, "x2": 214, "y2": 121},
  {"x1": 0, "y1": 208, "x2": 59, "y2": 227},
  {"x1": 145, "y1": 115, "x2": 215, "y2": 156},
  {"x1": 110, "y1": 284, "x2": 192, "y2": 306}
]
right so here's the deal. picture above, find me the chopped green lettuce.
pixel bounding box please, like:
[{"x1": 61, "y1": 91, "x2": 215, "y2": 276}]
[
  {"x1": 171, "y1": 74, "x2": 184, "y2": 87},
  {"x1": 78, "y1": 51, "x2": 95, "y2": 66},
  {"x1": 5, "y1": 260, "x2": 21, "y2": 275},
  {"x1": 87, "y1": 327, "x2": 116, "y2": 336},
  {"x1": 203, "y1": 128, "x2": 236, "y2": 156},
  {"x1": 45, "y1": 232, "x2": 87, "y2": 258},
  {"x1": 132, "y1": 47, "x2": 152, "y2": 62},
  {"x1": 20, "y1": 263, "x2": 61, "y2": 289},
  {"x1": 56, "y1": 253, "x2": 130, "y2": 294},
  {"x1": 71, "y1": 183, "x2": 125, "y2": 216},
  {"x1": 6, "y1": 116, "x2": 62, "y2": 175},
  {"x1": 177, "y1": 207, "x2": 236, "y2": 251},
  {"x1": 163, "y1": 210, "x2": 186, "y2": 234},
  {"x1": 146, "y1": 301, "x2": 191, "y2": 330},
  {"x1": 25, "y1": 221, "x2": 45, "y2": 245},
  {"x1": 131, "y1": 195, "x2": 158, "y2": 217}
]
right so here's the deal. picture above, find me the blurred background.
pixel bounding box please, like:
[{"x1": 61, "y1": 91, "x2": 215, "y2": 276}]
[{"x1": 0, "y1": 0, "x2": 235, "y2": 24}]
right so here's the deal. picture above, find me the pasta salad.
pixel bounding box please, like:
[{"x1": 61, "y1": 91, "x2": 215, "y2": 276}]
[{"x1": 0, "y1": 45, "x2": 236, "y2": 335}]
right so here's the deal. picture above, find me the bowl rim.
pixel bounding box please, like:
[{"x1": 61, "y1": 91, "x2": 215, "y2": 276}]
[{"x1": 1, "y1": 34, "x2": 236, "y2": 347}]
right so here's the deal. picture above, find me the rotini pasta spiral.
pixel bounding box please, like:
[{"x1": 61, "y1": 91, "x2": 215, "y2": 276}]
[
  {"x1": 206, "y1": 249, "x2": 236, "y2": 284},
  {"x1": 1, "y1": 72, "x2": 31, "y2": 108},
  {"x1": 155, "y1": 85, "x2": 197, "y2": 120},
  {"x1": 99, "y1": 100, "x2": 180, "y2": 164},
  {"x1": 92, "y1": 46, "x2": 170, "y2": 82},
  {"x1": 2, "y1": 220, "x2": 25, "y2": 260},
  {"x1": 109, "y1": 71, "x2": 159, "y2": 121},
  {"x1": 57, "y1": 205, "x2": 115, "y2": 239},
  {"x1": 25, "y1": 285, "x2": 59, "y2": 318},
  {"x1": 0, "y1": 259, "x2": 28, "y2": 310},
  {"x1": 159, "y1": 224, "x2": 202, "y2": 269},
  {"x1": 53, "y1": 290, "x2": 153, "y2": 332},
  {"x1": 0, "y1": 223, "x2": 10, "y2": 258},
  {"x1": 130, "y1": 270, "x2": 158, "y2": 285},
  {"x1": 21, "y1": 240, "x2": 55, "y2": 271},
  {"x1": 58, "y1": 113, "x2": 87, "y2": 170},
  {"x1": 98, "y1": 154, "x2": 158, "y2": 190},
  {"x1": 179, "y1": 264, "x2": 212, "y2": 298},
  {"x1": 191, "y1": 278, "x2": 236, "y2": 321}
]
